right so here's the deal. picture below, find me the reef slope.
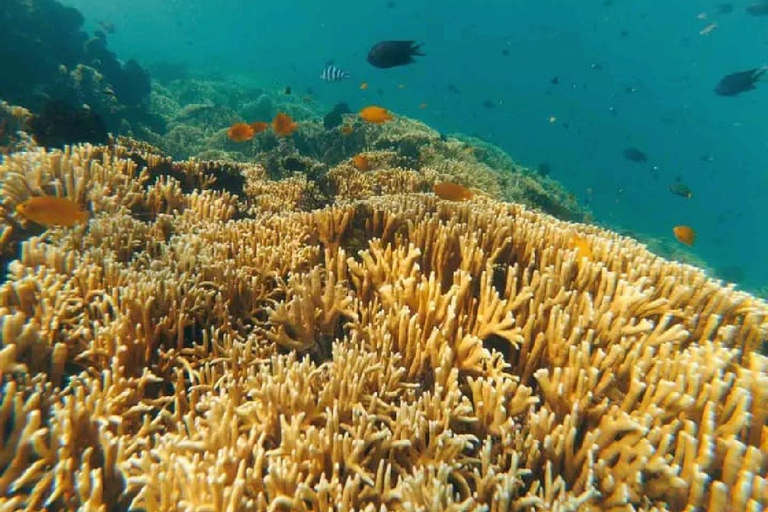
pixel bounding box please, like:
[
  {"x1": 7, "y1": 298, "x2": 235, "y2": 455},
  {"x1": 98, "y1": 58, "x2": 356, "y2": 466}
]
[{"x1": 0, "y1": 139, "x2": 766, "y2": 511}]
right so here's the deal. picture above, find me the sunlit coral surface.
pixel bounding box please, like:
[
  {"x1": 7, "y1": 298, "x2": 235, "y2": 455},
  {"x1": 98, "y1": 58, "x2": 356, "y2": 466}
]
[{"x1": 1, "y1": 139, "x2": 766, "y2": 511}]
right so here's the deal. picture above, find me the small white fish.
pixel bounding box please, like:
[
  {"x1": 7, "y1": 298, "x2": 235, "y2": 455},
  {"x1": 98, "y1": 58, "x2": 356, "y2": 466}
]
[
  {"x1": 699, "y1": 22, "x2": 717, "y2": 35},
  {"x1": 320, "y1": 63, "x2": 350, "y2": 82}
]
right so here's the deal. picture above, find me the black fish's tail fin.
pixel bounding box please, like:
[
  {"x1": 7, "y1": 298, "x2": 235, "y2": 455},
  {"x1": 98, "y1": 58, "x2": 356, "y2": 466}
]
[{"x1": 410, "y1": 41, "x2": 425, "y2": 56}]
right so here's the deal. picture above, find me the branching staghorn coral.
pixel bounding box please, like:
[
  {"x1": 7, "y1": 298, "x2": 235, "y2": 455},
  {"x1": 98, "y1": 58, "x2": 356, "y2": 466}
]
[{"x1": 1, "y1": 140, "x2": 766, "y2": 511}]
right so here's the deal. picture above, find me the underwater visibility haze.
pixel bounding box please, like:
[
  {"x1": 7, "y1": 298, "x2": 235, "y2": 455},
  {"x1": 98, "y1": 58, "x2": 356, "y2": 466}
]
[
  {"x1": 1, "y1": 0, "x2": 767, "y2": 510},
  {"x1": 56, "y1": 0, "x2": 768, "y2": 292}
]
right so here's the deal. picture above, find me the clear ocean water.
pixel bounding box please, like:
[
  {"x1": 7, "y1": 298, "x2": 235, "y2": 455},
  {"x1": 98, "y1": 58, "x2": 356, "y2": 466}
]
[{"x1": 56, "y1": 0, "x2": 768, "y2": 293}]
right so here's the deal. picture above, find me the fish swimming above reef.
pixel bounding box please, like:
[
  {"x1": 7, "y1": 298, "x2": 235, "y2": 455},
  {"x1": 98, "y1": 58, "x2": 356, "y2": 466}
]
[
  {"x1": 250, "y1": 121, "x2": 269, "y2": 134},
  {"x1": 320, "y1": 63, "x2": 350, "y2": 82},
  {"x1": 433, "y1": 182, "x2": 473, "y2": 201},
  {"x1": 746, "y1": 0, "x2": 768, "y2": 15},
  {"x1": 623, "y1": 147, "x2": 648, "y2": 162},
  {"x1": 273, "y1": 112, "x2": 298, "y2": 136},
  {"x1": 714, "y1": 67, "x2": 766, "y2": 96},
  {"x1": 227, "y1": 122, "x2": 255, "y2": 142},
  {"x1": 97, "y1": 20, "x2": 116, "y2": 34},
  {"x1": 717, "y1": 3, "x2": 734, "y2": 13},
  {"x1": 352, "y1": 154, "x2": 370, "y2": 171},
  {"x1": 570, "y1": 234, "x2": 593, "y2": 261},
  {"x1": 669, "y1": 181, "x2": 693, "y2": 199},
  {"x1": 16, "y1": 196, "x2": 89, "y2": 227},
  {"x1": 360, "y1": 105, "x2": 393, "y2": 124},
  {"x1": 673, "y1": 225, "x2": 696, "y2": 246},
  {"x1": 367, "y1": 41, "x2": 424, "y2": 68}
]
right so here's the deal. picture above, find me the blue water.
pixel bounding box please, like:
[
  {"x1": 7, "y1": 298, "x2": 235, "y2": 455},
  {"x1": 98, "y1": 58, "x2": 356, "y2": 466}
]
[{"x1": 62, "y1": 0, "x2": 768, "y2": 292}]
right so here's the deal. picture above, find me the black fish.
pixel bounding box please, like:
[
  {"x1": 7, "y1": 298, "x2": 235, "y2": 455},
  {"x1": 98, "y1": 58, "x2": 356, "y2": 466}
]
[
  {"x1": 715, "y1": 67, "x2": 766, "y2": 96},
  {"x1": 550, "y1": 76, "x2": 559, "y2": 85},
  {"x1": 367, "y1": 40, "x2": 424, "y2": 69},
  {"x1": 323, "y1": 102, "x2": 352, "y2": 129},
  {"x1": 746, "y1": 1, "x2": 768, "y2": 15},
  {"x1": 717, "y1": 3, "x2": 734, "y2": 14},
  {"x1": 623, "y1": 147, "x2": 648, "y2": 162}
]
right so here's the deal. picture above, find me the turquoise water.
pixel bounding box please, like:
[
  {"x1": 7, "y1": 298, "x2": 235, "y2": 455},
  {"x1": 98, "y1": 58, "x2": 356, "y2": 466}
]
[{"x1": 61, "y1": 0, "x2": 768, "y2": 292}]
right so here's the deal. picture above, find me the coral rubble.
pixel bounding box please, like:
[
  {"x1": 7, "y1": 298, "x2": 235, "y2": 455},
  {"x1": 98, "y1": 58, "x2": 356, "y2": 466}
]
[{"x1": 1, "y1": 139, "x2": 766, "y2": 511}]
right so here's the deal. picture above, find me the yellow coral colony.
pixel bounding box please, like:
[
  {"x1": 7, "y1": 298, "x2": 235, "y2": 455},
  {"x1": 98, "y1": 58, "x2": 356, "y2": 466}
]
[{"x1": 1, "y1": 140, "x2": 767, "y2": 512}]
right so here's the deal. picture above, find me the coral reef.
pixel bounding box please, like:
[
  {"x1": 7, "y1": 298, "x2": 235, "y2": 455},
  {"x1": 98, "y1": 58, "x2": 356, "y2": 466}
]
[
  {"x1": 1, "y1": 139, "x2": 766, "y2": 511},
  {"x1": 0, "y1": 102, "x2": 34, "y2": 155},
  {"x1": 143, "y1": 79, "x2": 587, "y2": 221},
  {"x1": 0, "y1": 0, "x2": 155, "y2": 139}
]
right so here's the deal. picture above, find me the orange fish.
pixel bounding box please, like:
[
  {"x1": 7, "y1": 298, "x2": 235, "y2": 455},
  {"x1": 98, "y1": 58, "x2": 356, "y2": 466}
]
[
  {"x1": 340, "y1": 124, "x2": 354, "y2": 135},
  {"x1": 227, "y1": 122, "x2": 255, "y2": 142},
  {"x1": 249, "y1": 121, "x2": 269, "y2": 134},
  {"x1": 570, "y1": 234, "x2": 593, "y2": 260},
  {"x1": 419, "y1": 102, "x2": 429, "y2": 109},
  {"x1": 352, "y1": 154, "x2": 370, "y2": 172},
  {"x1": 397, "y1": 84, "x2": 407, "y2": 90},
  {"x1": 433, "y1": 182, "x2": 473, "y2": 201},
  {"x1": 273, "y1": 112, "x2": 298, "y2": 136},
  {"x1": 360, "y1": 82, "x2": 368, "y2": 90},
  {"x1": 673, "y1": 225, "x2": 696, "y2": 246},
  {"x1": 16, "y1": 196, "x2": 89, "y2": 227},
  {"x1": 360, "y1": 105, "x2": 393, "y2": 124}
]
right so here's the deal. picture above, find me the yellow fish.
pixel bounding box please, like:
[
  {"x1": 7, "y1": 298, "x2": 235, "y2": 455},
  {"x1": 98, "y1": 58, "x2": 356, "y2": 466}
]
[
  {"x1": 570, "y1": 234, "x2": 593, "y2": 260},
  {"x1": 433, "y1": 182, "x2": 473, "y2": 201},
  {"x1": 16, "y1": 196, "x2": 89, "y2": 227}
]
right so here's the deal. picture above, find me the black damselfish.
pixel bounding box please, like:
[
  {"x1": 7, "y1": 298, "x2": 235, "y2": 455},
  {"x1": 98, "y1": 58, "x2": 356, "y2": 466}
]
[
  {"x1": 367, "y1": 40, "x2": 424, "y2": 69},
  {"x1": 714, "y1": 67, "x2": 766, "y2": 96}
]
